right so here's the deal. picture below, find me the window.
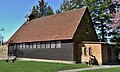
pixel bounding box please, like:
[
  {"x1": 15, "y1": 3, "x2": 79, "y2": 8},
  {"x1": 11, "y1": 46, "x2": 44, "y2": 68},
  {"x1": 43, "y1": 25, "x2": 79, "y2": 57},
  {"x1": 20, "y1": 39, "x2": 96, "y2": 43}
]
[
  {"x1": 16, "y1": 44, "x2": 20, "y2": 48},
  {"x1": 41, "y1": 42, "x2": 45, "y2": 48},
  {"x1": 23, "y1": 43, "x2": 25, "y2": 48},
  {"x1": 46, "y1": 42, "x2": 50, "y2": 48},
  {"x1": 33, "y1": 43, "x2": 36, "y2": 48},
  {"x1": 85, "y1": 28, "x2": 89, "y2": 35},
  {"x1": 9, "y1": 44, "x2": 14, "y2": 49},
  {"x1": 9, "y1": 45, "x2": 11, "y2": 49},
  {"x1": 37, "y1": 42, "x2": 41, "y2": 48},
  {"x1": 89, "y1": 48, "x2": 92, "y2": 55},
  {"x1": 51, "y1": 42, "x2": 55, "y2": 48},
  {"x1": 30, "y1": 43, "x2": 33, "y2": 48},
  {"x1": 56, "y1": 41, "x2": 61, "y2": 48},
  {"x1": 107, "y1": 47, "x2": 112, "y2": 57},
  {"x1": 84, "y1": 47, "x2": 87, "y2": 56},
  {"x1": 20, "y1": 43, "x2": 23, "y2": 49},
  {"x1": 26, "y1": 43, "x2": 29, "y2": 48},
  {"x1": 14, "y1": 44, "x2": 16, "y2": 49}
]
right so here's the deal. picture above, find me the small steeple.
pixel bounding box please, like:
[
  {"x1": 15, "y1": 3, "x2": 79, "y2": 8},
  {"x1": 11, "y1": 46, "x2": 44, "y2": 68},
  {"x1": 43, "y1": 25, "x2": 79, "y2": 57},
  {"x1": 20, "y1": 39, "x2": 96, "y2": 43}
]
[{"x1": 25, "y1": 13, "x2": 35, "y2": 23}]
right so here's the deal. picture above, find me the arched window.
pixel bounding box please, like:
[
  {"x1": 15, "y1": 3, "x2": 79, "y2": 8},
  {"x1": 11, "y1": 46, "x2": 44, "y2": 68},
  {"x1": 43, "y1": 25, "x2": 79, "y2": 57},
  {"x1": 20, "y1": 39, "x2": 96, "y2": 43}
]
[
  {"x1": 89, "y1": 48, "x2": 92, "y2": 55},
  {"x1": 84, "y1": 47, "x2": 87, "y2": 56}
]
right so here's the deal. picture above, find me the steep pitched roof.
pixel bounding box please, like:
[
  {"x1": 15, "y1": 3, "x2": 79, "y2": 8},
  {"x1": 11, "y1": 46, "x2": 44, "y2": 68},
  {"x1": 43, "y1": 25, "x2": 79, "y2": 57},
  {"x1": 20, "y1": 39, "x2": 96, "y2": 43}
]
[{"x1": 8, "y1": 8, "x2": 86, "y2": 44}]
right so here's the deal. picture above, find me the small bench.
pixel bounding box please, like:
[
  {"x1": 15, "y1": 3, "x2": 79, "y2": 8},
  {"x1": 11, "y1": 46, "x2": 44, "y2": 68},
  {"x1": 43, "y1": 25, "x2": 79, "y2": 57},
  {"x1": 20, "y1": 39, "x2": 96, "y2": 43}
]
[{"x1": 5, "y1": 56, "x2": 17, "y2": 63}]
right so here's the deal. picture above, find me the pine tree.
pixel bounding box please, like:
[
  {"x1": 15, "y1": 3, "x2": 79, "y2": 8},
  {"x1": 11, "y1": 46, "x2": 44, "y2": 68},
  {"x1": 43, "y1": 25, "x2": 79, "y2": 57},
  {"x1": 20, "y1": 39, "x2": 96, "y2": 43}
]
[
  {"x1": 32, "y1": 6, "x2": 39, "y2": 18},
  {"x1": 45, "y1": 6, "x2": 54, "y2": 16},
  {"x1": 31, "y1": 0, "x2": 54, "y2": 19},
  {"x1": 60, "y1": 0, "x2": 72, "y2": 12},
  {"x1": 38, "y1": 0, "x2": 48, "y2": 17},
  {"x1": 83, "y1": 0, "x2": 115, "y2": 42}
]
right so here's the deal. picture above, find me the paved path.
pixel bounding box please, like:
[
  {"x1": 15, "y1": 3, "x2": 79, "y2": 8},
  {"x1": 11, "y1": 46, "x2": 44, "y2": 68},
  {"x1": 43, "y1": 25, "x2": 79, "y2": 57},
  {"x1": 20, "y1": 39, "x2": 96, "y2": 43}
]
[{"x1": 58, "y1": 65, "x2": 120, "y2": 72}]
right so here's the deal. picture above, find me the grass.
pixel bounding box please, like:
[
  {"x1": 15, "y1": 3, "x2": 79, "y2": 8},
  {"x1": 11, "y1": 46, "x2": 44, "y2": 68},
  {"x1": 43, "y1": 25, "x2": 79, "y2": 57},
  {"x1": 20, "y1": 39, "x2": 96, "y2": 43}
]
[
  {"x1": 0, "y1": 60, "x2": 88, "y2": 72},
  {"x1": 81, "y1": 67, "x2": 120, "y2": 72}
]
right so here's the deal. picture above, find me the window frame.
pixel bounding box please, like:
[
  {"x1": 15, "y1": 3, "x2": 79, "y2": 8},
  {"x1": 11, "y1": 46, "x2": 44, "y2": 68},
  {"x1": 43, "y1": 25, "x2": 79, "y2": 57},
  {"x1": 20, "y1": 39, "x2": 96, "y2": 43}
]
[
  {"x1": 20, "y1": 43, "x2": 23, "y2": 49},
  {"x1": 51, "y1": 41, "x2": 55, "y2": 48},
  {"x1": 56, "y1": 41, "x2": 61, "y2": 48},
  {"x1": 33, "y1": 43, "x2": 37, "y2": 48},
  {"x1": 89, "y1": 47, "x2": 92, "y2": 55},
  {"x1": 37, "y1": 42, "x2": 41, "y2": 48},
  {"x1": 46, "y1": 42, "x2": 50, "y2": 48},
  {"x1": 13, "y1": 44, "x2": 16, "y2": 49},
  {"x1": 16, "y1": 44, "x2": 20, "y2": 48},
  {"x1": 29, "y1": 43, "x2": 33, "y2": 48},
  {"x1": 23, "y1": 43, "x2": 25, "y2": 49},
  {"x1": 41, "y1": 42, "x2": 45, "y2": 48},
  {"x1": 26, "y1": 43, "x2": 29, "y2": 48}
]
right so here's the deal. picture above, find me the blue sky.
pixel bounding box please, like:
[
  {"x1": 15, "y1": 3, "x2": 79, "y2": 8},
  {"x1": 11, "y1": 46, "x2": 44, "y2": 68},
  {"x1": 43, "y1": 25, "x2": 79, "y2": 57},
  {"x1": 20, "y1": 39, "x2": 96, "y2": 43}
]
[{"x1": 0, "y1": 0, "x2": 62, "y2": 42}]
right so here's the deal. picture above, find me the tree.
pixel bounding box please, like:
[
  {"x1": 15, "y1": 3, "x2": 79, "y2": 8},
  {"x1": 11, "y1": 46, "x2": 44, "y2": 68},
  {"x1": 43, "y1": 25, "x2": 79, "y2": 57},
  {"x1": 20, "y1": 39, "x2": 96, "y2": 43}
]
[
  {"x1": 45, "y1": 6, "x2": 54, "y2": 16},
  {"x1": 57, "y1": 0, "x2": 115, "y2": 42},
  {"x1": 32, "y1": 6, "x2": 39, "y2": 18},
  {"x1": 31, "y1": 0, "x2": 54, "y2": 19},
  {"x1": 110, "y1": 0, "x2": 120, "y2": 47},
  {"x1": 111, "y1": 0, "x2": 120, "y2": 29},
  {"x1": 83, "y1": 0, "x2": 115, "y2": 42},
  {"x1": 60, "y1": 0, "x2": 72, "y2": 12}
]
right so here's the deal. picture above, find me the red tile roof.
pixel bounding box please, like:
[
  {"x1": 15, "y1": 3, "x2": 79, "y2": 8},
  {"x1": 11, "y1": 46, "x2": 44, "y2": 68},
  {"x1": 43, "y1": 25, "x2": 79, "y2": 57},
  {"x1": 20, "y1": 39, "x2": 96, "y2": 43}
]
[{"x1": 8, "y1": 8, "x2": 86, "y2": 44}]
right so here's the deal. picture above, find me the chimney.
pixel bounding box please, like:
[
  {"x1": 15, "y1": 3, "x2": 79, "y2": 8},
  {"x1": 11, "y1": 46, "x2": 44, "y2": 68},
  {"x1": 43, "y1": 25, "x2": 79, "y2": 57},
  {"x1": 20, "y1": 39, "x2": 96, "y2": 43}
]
[
  {"x1": 25, "y1": 13, "x2": 35, "y2": 23},
  {"x1": 28, "y1": 14, "x2": 35, "y2": 21}
]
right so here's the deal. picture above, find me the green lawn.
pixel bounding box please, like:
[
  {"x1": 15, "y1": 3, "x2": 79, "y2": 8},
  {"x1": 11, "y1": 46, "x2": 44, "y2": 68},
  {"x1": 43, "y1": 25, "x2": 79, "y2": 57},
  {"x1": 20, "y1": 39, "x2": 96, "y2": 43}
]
[
  {"x1": 81, "y1": 67, "x2": 120, "y2": 72},
  {"x1": 0, "y1": 60, "x2": 88, "y2": 72}
]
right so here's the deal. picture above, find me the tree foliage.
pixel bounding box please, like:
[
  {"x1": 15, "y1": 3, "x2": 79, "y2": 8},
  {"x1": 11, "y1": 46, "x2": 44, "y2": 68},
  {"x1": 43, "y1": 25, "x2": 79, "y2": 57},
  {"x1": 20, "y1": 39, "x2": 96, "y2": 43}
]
[
  {"x1": 110, "y1": 0, "x2": 120, "y2": 47},
  {"x1": 31, "y1": 0, "x2": 54, "y2": 19},
  {"x1": 111, "y1": 0, "x2": 120, "y2": 29},
  {"x1": 57, "y1": 0, "x2": 115, "y2": 42}
]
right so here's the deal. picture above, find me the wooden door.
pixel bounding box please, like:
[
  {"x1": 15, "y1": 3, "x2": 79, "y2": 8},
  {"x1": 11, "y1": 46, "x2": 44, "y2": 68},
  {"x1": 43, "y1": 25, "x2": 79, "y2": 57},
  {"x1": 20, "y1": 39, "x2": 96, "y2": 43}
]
[{"x1": 107, "y1": 47, "x2": 112, "y2": 62}]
